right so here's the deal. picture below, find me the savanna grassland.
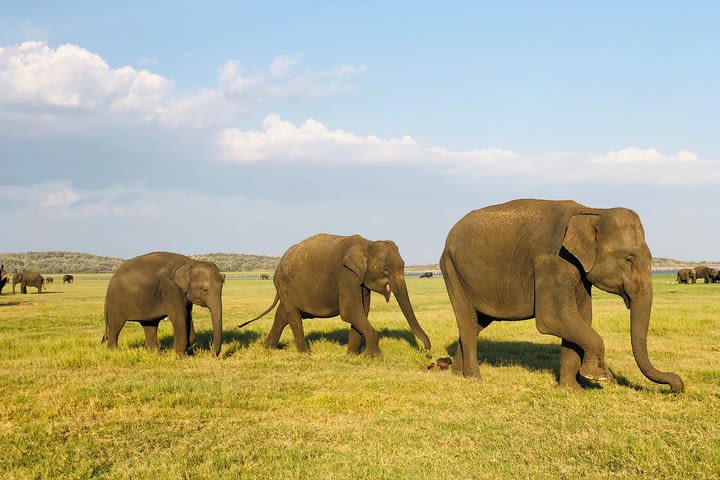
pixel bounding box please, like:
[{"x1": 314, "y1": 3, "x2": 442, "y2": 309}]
[{"x1": 0, "y1": 274, "x2": 718, "y2": 479}]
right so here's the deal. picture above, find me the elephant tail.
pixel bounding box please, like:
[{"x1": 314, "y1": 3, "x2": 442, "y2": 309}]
[
  {"x1": 238, "y1": 293, "x2": 279, "y2": 329},
  {"x1": 101, "y1": 302, "x2": 109, "y2": 343}
]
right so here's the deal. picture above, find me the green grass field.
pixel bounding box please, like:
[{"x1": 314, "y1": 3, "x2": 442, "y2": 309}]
[{"x1": 0, "y1": 274, "x2": 718, "y2": 479}]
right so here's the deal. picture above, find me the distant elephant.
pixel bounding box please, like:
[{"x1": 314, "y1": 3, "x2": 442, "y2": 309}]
[
  {"x1": 441, "y1": 199, "x2": 684, "y2": 393},
  {"x1": 102, "y1": 252, "x2": 224, "y2": 356},
  {"x1": 240, "y1": 234, "x2": 431, "y2": 356},
  {"x1": 259, "y1": 274, "x2": 270, "y2": 280},
  {"x1": 63, "y1": 274, "x2": 74, "y2": 284},
  {"x1": 676, "y1": 268, "x2": 696, "y2": 284},
  {"x1": 46, "y1": 277, "x2": 54, "y2": 284},
  {"x1": 419, "y1": 272, "x2": 433, "y2": 278},
  {"x1": 693, "y1": 266, "x2": 716, "y2": 284},
  {"x1": 12, "y1": 271, "x2": 44, "y2": 294},
  {"x1": 0, "y1": 265, "x2": 8, "y2": 294},
  {"x1": 712, "y1": 269, "x2": 720, "y2": 283}
]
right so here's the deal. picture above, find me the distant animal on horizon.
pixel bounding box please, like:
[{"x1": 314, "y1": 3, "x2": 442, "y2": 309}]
[
  {"x1": 102, "y1": 252, "x2": 224, "y2": 357},
  {"x1": 676, "y1": 268, "x2": 696, "y2": 284},
  {"x1": 259, "y1": 274, "x2": 270, "y2": 280},
  {"x1": 693, "y1": 266, "x2": 717, "y2": 284},
  {"x1": 441, "y1": 199, "x2": 683, "y2": 393},
  {"x1": 0, "y1": 265, "x2": 8, "y2": 295},
  {"x1": 63, "y1": 274, "x2": 74, "y2": 284},
  {"x1": 45, "y1": 277, "x2": 53, "y2": 284},
  {"x1": 12, "y1": 271, "x2": 44, "y2": 294},
  {"x1": 240, "y1": 233, "x2": 431, "y2": 356},
  {"x1": 419, "y1": 272, "x2": 433, "y2": 278}
]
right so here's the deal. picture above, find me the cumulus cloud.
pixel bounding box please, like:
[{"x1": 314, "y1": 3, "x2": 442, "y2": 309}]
[
  {"x1": 217, "y1": 115, "x2": 719, "y2": 184},
  {"x1": 0, "y1": 41, "x2": 365, "y2": 128}
]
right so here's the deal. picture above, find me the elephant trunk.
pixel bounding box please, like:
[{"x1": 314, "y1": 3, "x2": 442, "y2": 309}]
[
  {"x1": 209, "y1": 295, "x2": 223, "y2": 357},
  {"x1": 390, "y1": 275, "x2": 431, "y2": 350},
  {"x1": 628, "y1": 276, "x2": 684, "y2": 393}
]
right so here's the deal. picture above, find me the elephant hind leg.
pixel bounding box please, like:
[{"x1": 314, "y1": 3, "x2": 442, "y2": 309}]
[
  {"x1": 285, "y1": 307, "x2": 310, "y2": 353},
  {"x1": 105, "y1": 309, "x2": 125, "y2": 350},
  {"x1": 264, "y1": 304, "x2": 290, "y2": 349},
  {"x1": 440, "y1": 253, "x2": 484, "y2": 379}
]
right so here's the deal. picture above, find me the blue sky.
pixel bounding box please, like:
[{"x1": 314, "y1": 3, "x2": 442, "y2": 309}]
[{"x1": 1, "y1": 2, "x2": 718, "y2": 262}]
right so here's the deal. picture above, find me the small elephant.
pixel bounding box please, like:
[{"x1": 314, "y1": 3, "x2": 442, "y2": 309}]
[
  {"x1": 419, "y1": 272, "x2": 433, "y2": 278},
  {"x1": 102, "y1": 252, "x2": 224, "y2": 356},
  {"x1": 63, "y1": 274, "x2": 74, "y2": 284},
  {"x1": 676, "y1": 268, "x2": 696, "y2": 284},
  {"x1": 240, "y1": 234, "x2": 431, "y2": 356},
  {"x1": 45, "y1": 277, "x2": 54, "y2": 284},
  {"x1": 0, "y1": 265, "x2": 8, "y2": 295},
  {"x1": 259, "y1": 274, "x2": 270, "y2": 280},
  {"x1": 12, "y1": 271, "x2": 44, "y2": 294},
  {"x1": 441, "y1": 199, "x2": 683, "y2": 393},
  {"x1": 693, "y1": 266, "x2": 715, "y2": 284}
]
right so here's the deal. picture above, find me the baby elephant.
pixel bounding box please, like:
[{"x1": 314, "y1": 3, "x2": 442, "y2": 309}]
[
  {"x1": 46, "y1": 277, "x2": 54, "y2": 284},
  {"x1": 240, "y1": 233, "x2": 431, "y2": 356},
  {"x1": 102, "y1": 252, "x2": 224, "y2": 356}
]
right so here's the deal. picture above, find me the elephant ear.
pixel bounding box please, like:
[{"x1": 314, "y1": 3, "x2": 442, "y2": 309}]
[
  {"x1": 170, "y1": 263, "x2": 192, "y2": 293},
  {"x1": 562, "y1": 214, "x2": 600, "y2": 272},
  {"x1": 343, "y1": 245, "x2": 367, "y2": 281}
]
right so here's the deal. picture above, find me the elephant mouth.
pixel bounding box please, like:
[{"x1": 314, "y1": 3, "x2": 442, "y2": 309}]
[{"x1": 383, "y1": 282, "x2": 391, "y2": 302}]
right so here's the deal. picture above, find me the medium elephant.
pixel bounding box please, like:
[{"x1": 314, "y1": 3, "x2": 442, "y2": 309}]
[
  {"x1": 46, "y1": 277, "x2": 54, "y2": 284},
  {"x1": 12, "y1": 271, "x2": 44, "y2": 294},
  {"x1": 0, "y1": 265, "x2": 8, "y2": 294},
  {"x1": 440, "y1": 199, "x2": 684, "y2": 393},
  {"x1": 63, "y1": 274, "x2": 74, "y2": 284},
  {"x1": 676, "y1": 268, "x2": 696, "y2": 284},
  {"x1": 102, "y1": 252, "x2": 224, "y2": 356},
  {"x1": 419, "y1": 272, "x2": 433, "y2": 278},
  {"x1": 240, "y1": 234, "x2": 432, "y2": 356},
  {"x1": 259, "y1": 274, "x2": 270, "y2": 280},
  {"x1": 693, "y1": 266, "x2": 716, "y2": 284}
]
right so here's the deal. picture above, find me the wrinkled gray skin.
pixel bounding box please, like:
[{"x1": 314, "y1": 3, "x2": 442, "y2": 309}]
[
  {"x1": 692, "y1": 266, "x2": 716, "y2": 284},
  {"x1": 0, "y1": 265, "x2": 8, "y2": 295},
  {"x1": 441, "y1": 199, "x2": 684, "y2": 393},
  {"x1": 241, "y1": 234, "x2": 431, "y2": 356},
  {"x1": 676, "y1": 268, "x2": 697, "y2": 284},
  {"x1": 12, "y1": 271, "x2": 44, "y2": 294},
  {"x1": 102, "y1": 252, "x2": 224, "y2": 356}
]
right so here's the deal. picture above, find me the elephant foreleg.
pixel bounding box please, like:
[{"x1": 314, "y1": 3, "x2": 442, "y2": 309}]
[
  {"x1": 558, "y1": 281, "x2": 593, "y2": 390},
  {"x1": 348, "y1": 288, "x2": 371, "y2": 355},
  {"x1": 167, "y1": 307, "x2": 190, "y2": 357},
  {"x1": 140, "y1": 319, "x2": 161, "y2": 352}
]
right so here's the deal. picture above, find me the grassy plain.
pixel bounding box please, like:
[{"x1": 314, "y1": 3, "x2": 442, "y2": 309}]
[{"x1": 0, "y1": 273, "x2": 718, "y2": 479}]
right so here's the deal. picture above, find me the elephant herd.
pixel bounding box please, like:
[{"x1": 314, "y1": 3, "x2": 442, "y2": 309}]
[
  {"x1": 101, "y1": 199, "x2": 685, "y2": 393},
  {"x1": 0, "y1": 267, "x2": 76, "y2": 295},
  {"x1": 676, "y1": 266, "x2": 719, "y2": 284}
]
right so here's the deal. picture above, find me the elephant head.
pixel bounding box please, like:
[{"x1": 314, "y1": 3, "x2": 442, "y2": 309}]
[
  {"x1": 563, "y1": 208, "x2": 684, "y2": 393},
  {"x1": 344, "y1": 240, "x2": 431, "y2": 350},
  {"x1": 171, "y1": 260, "x2": 224, "y2": 356}
]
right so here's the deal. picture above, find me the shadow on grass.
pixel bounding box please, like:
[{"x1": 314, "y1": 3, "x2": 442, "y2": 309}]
[
  {"x1": 129, "y1": 329, "x2": 262, "y2": 355},
  {"x1": 0, "y1": 301, "x2": 24, "y2": 307},
  {"x1": 611, "y1": 370, "x2": 648, "y2": 392},
  {"x1": 305, "y1": 327, "x2": 420, "y2": 349}
]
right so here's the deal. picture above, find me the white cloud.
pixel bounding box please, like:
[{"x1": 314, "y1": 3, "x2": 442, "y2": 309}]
[
  {"x1": 217, "y1": 115, "x2": 720, "y2": 184},
  {"x1": 41, "y1": 189, "x2": 81, "y2": 209},
  {"x1": 0, "y1": 41, "x2": 365, "y2": 128}
]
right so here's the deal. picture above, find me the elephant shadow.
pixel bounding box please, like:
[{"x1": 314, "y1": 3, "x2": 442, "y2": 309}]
[
  {"x1": 130, "y1": 329, "x2": 262, "y2": 355},
  {"x1": 445, "y1": 339, "x2": 602, "y2": 388},
  {"x1": 304, "y1": 327, "x2": 419, "y2": 349},
  {"x1": 0, "y1": 301, "x2": 23, "y2": 307}
]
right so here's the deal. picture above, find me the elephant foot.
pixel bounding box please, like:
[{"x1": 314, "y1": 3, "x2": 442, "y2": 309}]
[
  {"x1": 578, "y1": 357, "x2": 612, "y2": 382},
  {"x1": 558, "y1": 377, "x2": 583, "y2": 391},
  {"x1": 363, "y1": 348, "x2": 381, "y2": 358}
]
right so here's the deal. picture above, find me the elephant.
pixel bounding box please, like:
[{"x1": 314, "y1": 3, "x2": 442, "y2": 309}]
[
  {"x1": 63, "y1": 274, "x2": 74, "y2": 284},
  {"x1": 102, "y1": 252, "x2": 224, "y2": 356},
  {"x1": 259, "y1": 274, "x2": 270, "y2": 280},
  {"x1": 239, "y1": 234, "x2": 432, "y2": 356},
  {"x1": 0, "y1": 265, "x2": 8, "y2": 294},
  {"x1": 440, "y1": 199, "x2": 684, "y2": 393},
  {"x1": 676, "y1": 268, "x2": 696, "y2": 284},
  {"x1": 46, "y1": 277, "x2": 54, "y2": 284},
  {"x1": 419, "y1": 272, "x2": 433, "y2": 278},
  {"x1": 12, "y1": 271, "x2": 44, "y2": 294},
  {"x1": 692, "y1": 266, "x2": 716, "y2": 284}
]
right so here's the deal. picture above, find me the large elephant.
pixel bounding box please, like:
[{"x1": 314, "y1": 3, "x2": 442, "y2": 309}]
[
  {"x1": 0, "y1": 265, "x2": 8, "y2": 294},
  {"x1": 102, "y1": 252, "x2": 224, "y2": 356},
  {"x1": 693, "y1": 266, "x2": 716, "y2": 284},
  {"x1": 240, "y1": 234, "x2": 431, "y2": 356},
  {"x1": 676, "y1": 268, "x2": 696, "y2": 284},
  {"x1": 12, "y1": 271, "x2": 44, "y2": 294},
  {"x1": 440, "y1": 199, "x2": 684, "y2": 393}
]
